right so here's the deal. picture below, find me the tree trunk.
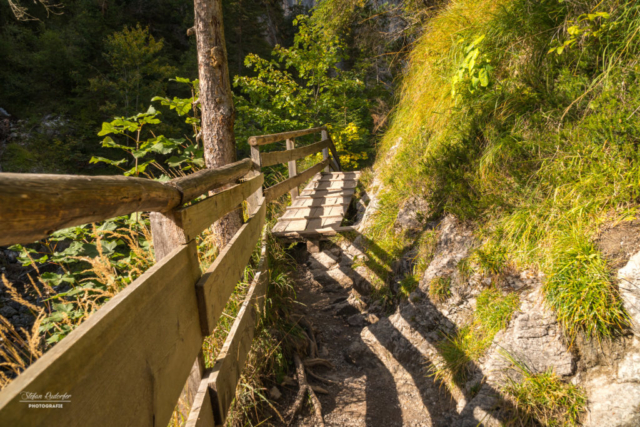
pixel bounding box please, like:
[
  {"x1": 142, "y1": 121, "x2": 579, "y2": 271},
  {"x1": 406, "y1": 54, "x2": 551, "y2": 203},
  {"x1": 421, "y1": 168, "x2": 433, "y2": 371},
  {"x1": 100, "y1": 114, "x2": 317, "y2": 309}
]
[{"x1": 193, "y1": 0, "x2": 243, "y2": 247}]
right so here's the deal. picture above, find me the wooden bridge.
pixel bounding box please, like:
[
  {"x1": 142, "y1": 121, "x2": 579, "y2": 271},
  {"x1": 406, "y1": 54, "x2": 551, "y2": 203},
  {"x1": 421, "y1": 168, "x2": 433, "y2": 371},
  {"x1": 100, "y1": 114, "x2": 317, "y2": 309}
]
[{"x1": 0, "y1": 126, "x2": 359, "y2": 426}]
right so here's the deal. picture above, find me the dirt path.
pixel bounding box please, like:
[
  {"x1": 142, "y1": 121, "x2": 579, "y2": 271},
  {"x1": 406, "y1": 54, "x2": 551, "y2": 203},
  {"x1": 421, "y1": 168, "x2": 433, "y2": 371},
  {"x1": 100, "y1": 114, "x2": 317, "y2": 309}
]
[{"x1": 274, "y1": 245, "x2": 450, "y2": 427}]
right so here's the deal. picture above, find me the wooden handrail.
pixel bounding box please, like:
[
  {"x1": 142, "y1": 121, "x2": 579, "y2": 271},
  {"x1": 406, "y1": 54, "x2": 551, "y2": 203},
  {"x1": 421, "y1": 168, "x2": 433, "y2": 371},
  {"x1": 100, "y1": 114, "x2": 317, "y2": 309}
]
[
  {"x1": 0, "y1": 158, "x2": 254, "y2": 246},
  {"x1": 260, "y1": 138, "x2": 331, "y2": 167},
  {"x1": 248, "y1": 126, "x2": 325, "y2": 146}
]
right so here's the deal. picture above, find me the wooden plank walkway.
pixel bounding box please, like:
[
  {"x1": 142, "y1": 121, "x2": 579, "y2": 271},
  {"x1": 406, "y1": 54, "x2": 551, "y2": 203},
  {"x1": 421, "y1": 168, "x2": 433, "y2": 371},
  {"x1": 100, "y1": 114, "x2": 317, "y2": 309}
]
[{"x1": 272, "y1": 171, "x2": 360, "y2": 238}]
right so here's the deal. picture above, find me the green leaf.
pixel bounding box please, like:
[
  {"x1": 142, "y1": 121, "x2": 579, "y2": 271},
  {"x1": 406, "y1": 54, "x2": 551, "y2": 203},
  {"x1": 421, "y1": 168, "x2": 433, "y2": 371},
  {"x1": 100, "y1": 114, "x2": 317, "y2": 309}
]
[
  {"x1": 98, "y1": 122, "x2": 115, "y2": 136},
  {"x1": 90, "y1": 156, "x2": 127, "y2": 166},
  {"x1": 479, "y1": 68, "x2": 489, "y2": 87},
  {"x1": 132, "y1": 150, "x2": 148, "y2": 159}
]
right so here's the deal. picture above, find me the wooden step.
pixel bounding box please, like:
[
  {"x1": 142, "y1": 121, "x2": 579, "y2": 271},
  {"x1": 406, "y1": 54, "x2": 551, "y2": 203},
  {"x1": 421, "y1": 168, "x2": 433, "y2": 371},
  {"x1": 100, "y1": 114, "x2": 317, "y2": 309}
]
[{"x1": 272, "y1": 225, "x2": 357, "y2": 238}]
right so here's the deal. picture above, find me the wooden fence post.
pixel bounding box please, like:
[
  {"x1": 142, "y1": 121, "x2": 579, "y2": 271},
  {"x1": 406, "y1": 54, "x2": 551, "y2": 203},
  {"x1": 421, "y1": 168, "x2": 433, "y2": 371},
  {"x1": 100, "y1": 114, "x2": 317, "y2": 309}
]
[
  {"x1": 285, "y1": 138, "x2": 299, "y2": 201},
  {"x1": 149, "y1": 212, "x2": 208, "y2": 424},
  {"x1": 246, "y1": 146, "x2": 263, "y2": 215},
  {"x1": 321, "y1": 129, "x2": 330, "y2": 173}
]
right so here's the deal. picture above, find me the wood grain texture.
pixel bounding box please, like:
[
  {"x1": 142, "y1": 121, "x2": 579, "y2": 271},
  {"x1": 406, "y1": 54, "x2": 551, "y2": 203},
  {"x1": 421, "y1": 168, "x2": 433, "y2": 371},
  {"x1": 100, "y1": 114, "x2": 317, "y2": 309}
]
[
  {"x1": 264, "y1": 159, "x2": 330, "y2": 204},
  {"x1": 185, "y1": 376, "x2": 216, "y2": 427},
  {"x1": 321, "y1": 129, "x2": 330, "y2": 173},
  {"x1": 209, "y1": 236, "x2": 269, "y2": 424},
  {"x1": 171, "y1": 158, "x2": 254, "y2": 204},
  {"x1": 260, "y1": 139, "x2": 330, "y2": 167},
  {"x1": 0, "y1": 242, "x2": 203, "y2": 427},
  {"x1": 186, "y1": 233, "x2": 268, "y2": 427},
  {"x1": 326, "y1": 134, "x2": 342, "y2": 171},
  {"x1": 285, "y1": 138, "x2": 299, "y2": 201},
  {"x1": 248, "y1": 126, "x2": 325, "y2": 146},
  {"x1": 0, "y1": 173, "x2": 182, "y2": 245},
  {"x1": 195, "y1": 199, "x2": 266, "y2": 335},
  {"x1": 178, "y1": 174, "x2": 264, "y2": 241},
  {"x1": 272, "y1": 225, "x2": 356, "y2": 238},
  {"x1": 245, "y1": 146, "x2": 263, "y2": 216}
]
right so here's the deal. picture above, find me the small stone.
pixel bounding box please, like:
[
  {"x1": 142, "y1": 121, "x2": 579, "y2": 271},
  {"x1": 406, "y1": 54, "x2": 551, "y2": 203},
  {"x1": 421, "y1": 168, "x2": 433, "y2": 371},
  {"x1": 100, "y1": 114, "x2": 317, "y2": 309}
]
[
  {"x1": 0, "y1": 306, "x2": 18, "y2": 318},
  {"x1": 344, "y1": 341, "x2": 368, "y2": 364},
  {"x1": 329, "y1": 247, "x2": 342, "y2": 257},
  {"x1": 335, "y1": 302, "x2": 359, "y2": 317},
  {"x1": 269, "y1": 386, "x2": 282, "y2": 400},
  {"x1": 347, "y1": 314, "x2": 366, "y2": 327},
  {"x1": 319, "y1": 346, "x2": 329, "y2": 357}
]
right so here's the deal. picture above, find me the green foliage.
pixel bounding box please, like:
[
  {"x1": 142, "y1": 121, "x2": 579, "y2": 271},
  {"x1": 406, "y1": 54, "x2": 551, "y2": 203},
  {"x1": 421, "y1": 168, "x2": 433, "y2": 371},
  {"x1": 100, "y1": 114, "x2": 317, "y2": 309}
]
[
  {"x1": 548, "y1": 11, "x2": 612, "y2": 55},
  {"x1": 91, "y1": 104, "x2": 203, "y2": 178},
  {"x1": 89, "y1": 24, "x2": 177, "y2": 117},
  {"x1": 501, "y1": 351, "x2": 587, "y2": 426},
  {"x1": 10, "y1": 215, "x2": 153, "y2": 344},
  {"x1": 451, "y1": 35, "x2": 493, "y2": 96},
  {"x1": 234, "y1": 16, "x2": 373, "y2": 169}
]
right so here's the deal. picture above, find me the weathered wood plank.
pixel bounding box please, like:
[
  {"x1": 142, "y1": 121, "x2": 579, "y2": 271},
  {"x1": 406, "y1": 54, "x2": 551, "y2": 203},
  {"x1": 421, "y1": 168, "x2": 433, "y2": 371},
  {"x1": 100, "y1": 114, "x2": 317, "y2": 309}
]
[
  {"x1": 264, "y1": 159, "x2": 329, "y2": 204},
  {"x1": 294, "y1": 192, "x2": 354, "y2": 200},
  {"x1": 186, "y1": 234, "x2": 269, "y2": 427},
  {"x1": 246, "y1": 146, "x2": 264, "y2": 216},
  {"x1": 195, "y1": 199, "x2": 266, "y2": 335},
  {"x1": 285, "y1": 138, "x2": 299, "y2": 201},
  {"x1": 0, "y1": 242, "x2": 203, "y2": 427},
  {"x1": 272, "y1": 225, "x2": 357, "y2": 238},
  {"x1": 0, "y1": 173, "x2": 182, "y2": 245},
  {"x1": 209, "y1": 236, "x2": 269, "y2": 424},
  {"x1": 277, "y1": 215, "x2": 344, "y2": 221},
  {"x1": 185, "y1": 376, "x2": 216, "y2": 427},
  {"x1": 326, "y1": 134, "x2": 342, "y2": 171},
  {"x1": 248, "y1": 126, "x2": 325, "y2": 146},
  {"x1": 178, "y1": 174, "x2": 264, "y2": 241},
  {"x1": 321, "y1": 129, "x2": 330, "y2": 173},
  {"x1": 171, "y1": 158, "x2": 254, "y2": 204},
  {"x1": 285, "y1": 203, "x2": 351, "y2": 210},
  {"x1": 260, "y1": 139, "x2": 330, "y2": 167}
]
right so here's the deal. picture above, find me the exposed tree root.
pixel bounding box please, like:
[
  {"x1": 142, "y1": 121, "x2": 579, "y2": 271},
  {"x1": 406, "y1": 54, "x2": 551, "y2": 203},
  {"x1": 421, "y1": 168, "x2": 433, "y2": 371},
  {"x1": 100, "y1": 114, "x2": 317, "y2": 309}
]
[
  {"x1": 288, "y1": 352, "x2": 325, "y2": 426},
  {"x1": 311, "y1": 385, "x2": 329, "y2": 395},
  {"x1": 303, "y1": 358, "x2": 334, "y2": 369},
  {"x1": 306, "y1": 369, "x2": 337, "y2": 385}
]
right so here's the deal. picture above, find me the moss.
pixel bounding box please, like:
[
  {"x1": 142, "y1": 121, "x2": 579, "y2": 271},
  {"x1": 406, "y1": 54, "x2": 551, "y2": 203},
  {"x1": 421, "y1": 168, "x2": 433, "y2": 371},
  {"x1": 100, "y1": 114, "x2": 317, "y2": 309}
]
[{"x1": 2, "y1": 143, "x2": 36, "y2": 172}]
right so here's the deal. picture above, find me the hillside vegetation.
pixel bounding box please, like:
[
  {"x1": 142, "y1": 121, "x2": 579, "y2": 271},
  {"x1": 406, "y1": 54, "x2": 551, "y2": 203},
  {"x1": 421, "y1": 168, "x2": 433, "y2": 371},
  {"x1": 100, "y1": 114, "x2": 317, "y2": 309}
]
[{"x1": 368, "y1": 0, "x2": 640, "y2": 341}]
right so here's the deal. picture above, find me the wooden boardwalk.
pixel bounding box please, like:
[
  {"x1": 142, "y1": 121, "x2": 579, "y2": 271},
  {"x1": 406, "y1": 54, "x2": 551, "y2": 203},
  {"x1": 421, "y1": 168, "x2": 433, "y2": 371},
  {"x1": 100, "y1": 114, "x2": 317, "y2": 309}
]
[{"x1": 272, "y1": 171, "x2": 360, "y2": 238}]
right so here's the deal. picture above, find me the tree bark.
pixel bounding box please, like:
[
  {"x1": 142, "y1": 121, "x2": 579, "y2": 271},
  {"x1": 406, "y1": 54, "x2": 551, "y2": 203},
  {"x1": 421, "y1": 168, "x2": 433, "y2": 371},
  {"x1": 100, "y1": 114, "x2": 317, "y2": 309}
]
[{"x1": 193, "y1": 0, "x2": 243, "y2": 247}]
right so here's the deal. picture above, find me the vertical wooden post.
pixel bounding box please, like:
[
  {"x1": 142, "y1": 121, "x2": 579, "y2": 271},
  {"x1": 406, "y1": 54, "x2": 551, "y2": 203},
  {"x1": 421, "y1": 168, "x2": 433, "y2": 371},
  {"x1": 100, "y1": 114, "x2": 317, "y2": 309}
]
[
  {"x1": 286, "y1": 138, "x2": 299, "y2": 201},
  {"x1": 149, "y1": 212, "x2": 207, "y2": 424},
  {"x1": 246, "y1": 145, "x2": 263, "y2": 215},
  {"x1": 321, "y1": 129, "x2": 330, "y2": 173}
]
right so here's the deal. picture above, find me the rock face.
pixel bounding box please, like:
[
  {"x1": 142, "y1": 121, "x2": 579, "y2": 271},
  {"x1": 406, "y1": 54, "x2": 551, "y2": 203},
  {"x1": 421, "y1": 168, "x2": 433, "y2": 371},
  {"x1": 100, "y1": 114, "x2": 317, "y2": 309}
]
[
  {"x1": 576, "y1": 251, "x2": 640, "y2": 427},
  {"x1": 419, "y1": 215, "x2": 474, "y2": 291},
  {"x1": 394, "y1": 196, "x2": 430, "y2": 234},
  {"x1": 347, "y1": 210, "x2": 640, "y2": 426}
]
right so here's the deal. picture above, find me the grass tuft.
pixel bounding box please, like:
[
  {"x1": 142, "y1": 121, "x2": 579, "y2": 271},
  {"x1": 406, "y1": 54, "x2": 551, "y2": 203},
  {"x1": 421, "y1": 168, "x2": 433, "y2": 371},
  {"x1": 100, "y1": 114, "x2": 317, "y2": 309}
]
[
  {"x1": 431, "y1": 288, "x2": 519, "y2": 386},
  {"x1": 429, "y1": 276, "x2": 452, "y2": 303},
  {"x1": 502, "y1": 351, "x2": 587, "y2": 426}
]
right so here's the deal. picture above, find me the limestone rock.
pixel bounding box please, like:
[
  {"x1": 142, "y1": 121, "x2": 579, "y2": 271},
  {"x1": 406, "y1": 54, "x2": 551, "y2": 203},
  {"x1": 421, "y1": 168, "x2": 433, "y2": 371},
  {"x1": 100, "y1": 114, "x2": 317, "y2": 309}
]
[
  {"x1": 307, "y1": 251, "x2": 339, "y2": 271},
  {"x1": 617, "y1": 251, "x2": 640, "y2": 330},
  {"x1": 419, "y1": 215, "x2": 474, "y2": 292},
  {"x1": 394, "y1": 196, "x2": 430, "y2": 234}
]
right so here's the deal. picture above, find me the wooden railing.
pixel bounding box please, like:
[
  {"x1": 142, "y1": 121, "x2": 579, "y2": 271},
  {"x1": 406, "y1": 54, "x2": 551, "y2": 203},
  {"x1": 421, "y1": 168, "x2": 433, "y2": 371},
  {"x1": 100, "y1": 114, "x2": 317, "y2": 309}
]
[{"x1": 0, "y1": 126, "x2": 341, "y2": 427}]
